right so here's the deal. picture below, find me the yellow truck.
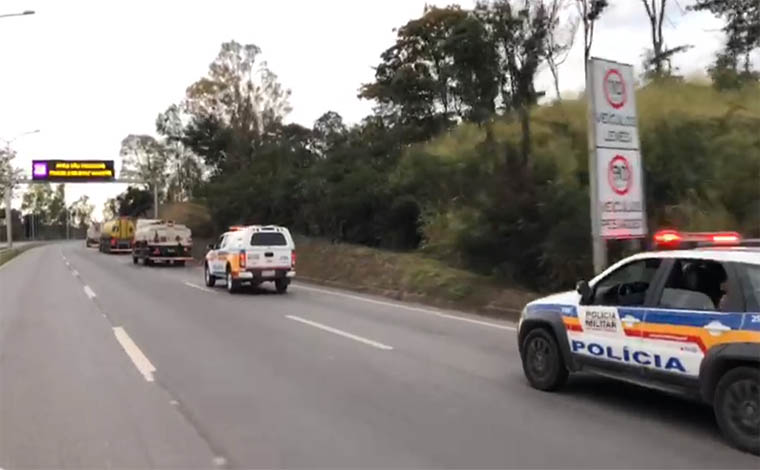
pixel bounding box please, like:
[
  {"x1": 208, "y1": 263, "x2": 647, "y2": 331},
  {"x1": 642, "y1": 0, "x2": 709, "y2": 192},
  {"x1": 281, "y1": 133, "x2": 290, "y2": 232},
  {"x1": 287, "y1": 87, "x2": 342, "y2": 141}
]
[{"x1": 99, "y1": 217, "x2": 135, "y2": 254}]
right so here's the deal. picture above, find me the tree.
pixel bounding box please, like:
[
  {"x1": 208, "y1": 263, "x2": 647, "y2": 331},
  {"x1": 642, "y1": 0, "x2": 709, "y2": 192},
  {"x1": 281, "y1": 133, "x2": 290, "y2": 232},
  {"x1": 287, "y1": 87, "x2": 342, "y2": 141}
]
[
  {"x1": 359, "y1": 5, "x2": 499, "y2": 140},
  {"x1": 575, "y1": 0, "x2": 609, "y2": 77},
  {"x1": 546, "y1": 0, "x2": 580, "y2": 101},
  {"x1": 312, "y1": 111, "x2": 347, "y2": 157},
  {"x1": 21, "y1": 182, "x2": 54, "y2": 222},
  {"x1": 48, "y1": 184, "x2": 67, "y2": 225},
  {"x1": 116, "y1": 186, "x2": 154, "y2": 217},
  {"x1": 119, "y1": 134, "x2": 168, "y2": 201},
  {"x1": 103, "y1": 198, "x2": 117, "y2": 221},
  {"x1": 183, "y1": 41, "x2": 292, "y2": 173},
  {"x1": 156, "y1": 105, "x2": 205, "y2": 201},
  {"x1": 640, "y1": 0, "x2": 692, "y2": 79},
  {"x1": 692, "y1": 0, "x2": 760, "y2": 88},
  {"x1": 0, "y1": 147, "x2": 22, "y2": 197},
  {"x1": 476, "y1": 0, "x2": 554, "y2": 165},
  {"x1": 68, "y1": 195, "x2": 94, "y2": 228}
]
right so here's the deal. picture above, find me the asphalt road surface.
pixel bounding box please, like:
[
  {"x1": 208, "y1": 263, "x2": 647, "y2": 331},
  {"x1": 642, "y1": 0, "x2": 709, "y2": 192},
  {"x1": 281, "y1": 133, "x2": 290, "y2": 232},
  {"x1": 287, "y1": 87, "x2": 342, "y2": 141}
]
[{"x1": 1, "y1": 242, "x2": 757, "y2": 468}]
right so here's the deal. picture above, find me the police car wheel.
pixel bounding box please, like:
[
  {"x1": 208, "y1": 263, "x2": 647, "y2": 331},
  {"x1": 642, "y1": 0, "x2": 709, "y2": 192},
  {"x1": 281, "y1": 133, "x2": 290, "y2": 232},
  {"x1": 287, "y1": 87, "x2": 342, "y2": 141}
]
[
  {"x1": 204, "y1": 264, "x2": 216, "y2": 287},
  {"x1": 226, "y1": 270, "x2": 239, "y2": 293},
  {"x1": 521, "y1": 328, "x2": 568, "y2": 391},
  {"x1": 714, "y1": 366, "x2": 760, "y2": 455}
]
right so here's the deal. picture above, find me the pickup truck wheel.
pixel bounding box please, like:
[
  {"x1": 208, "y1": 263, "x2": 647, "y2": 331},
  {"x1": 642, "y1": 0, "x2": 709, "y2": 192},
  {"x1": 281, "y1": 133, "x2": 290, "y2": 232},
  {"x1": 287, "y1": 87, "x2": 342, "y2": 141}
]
[
  {"x1": 204, "y1": 264, "x2": 216, "y2": 287},
  {"x1": 521, "y1": 328, "x2": 568, "y2": 391},
  {"x1": 145, "y1": 257, "x2": 153, "y2": 266},
  {"x1": 132, "y1": 255, "x2": 138, "y2": 264},
  {"x1": 714, "y1": 366, "x2": 760, "y2": 455},
  {"x1": 226, "y1": 270, "x2": 239, "y2": 293},
  {"x1": 177, "y1": 261, "x2": 186, "y2": 267},
  {"x1": 275, "y1": 279, "x2": 289, "y2": 294}
]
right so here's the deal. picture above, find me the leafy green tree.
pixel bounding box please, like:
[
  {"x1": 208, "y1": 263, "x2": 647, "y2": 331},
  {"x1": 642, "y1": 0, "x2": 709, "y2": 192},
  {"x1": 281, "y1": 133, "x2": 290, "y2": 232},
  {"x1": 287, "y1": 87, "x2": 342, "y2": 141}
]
[
  {"x1": 692, "y1": 0, "x2": 760, "y2": 88},
  {"x1": 69, "y1": 195, "x2": 94, "y2": 228},
  {"x1": 21, "y1": 182, "x2": 54, "y2": 222},
  {"x1": 156, "y1": 105, "x2": 205, "y2": 201},
  {"x1": 184, "y1": 41, "x2": 292, "y2": 173},
  {"x1": 119, "y1": 134, "x2": 168, "y2": 202},
  {"x1": 116, "y1": 186, "x2": 154, "y2": 217},
  {"x1": 359, "y1": 5, "x2": 499, "y2": 141}
]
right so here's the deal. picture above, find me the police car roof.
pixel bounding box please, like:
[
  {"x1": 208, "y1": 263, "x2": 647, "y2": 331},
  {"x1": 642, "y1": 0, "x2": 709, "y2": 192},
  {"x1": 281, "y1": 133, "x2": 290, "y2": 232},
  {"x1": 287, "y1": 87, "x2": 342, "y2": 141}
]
[{"x1": 629, "y1": 247, "x2": 760, "y2": 265}]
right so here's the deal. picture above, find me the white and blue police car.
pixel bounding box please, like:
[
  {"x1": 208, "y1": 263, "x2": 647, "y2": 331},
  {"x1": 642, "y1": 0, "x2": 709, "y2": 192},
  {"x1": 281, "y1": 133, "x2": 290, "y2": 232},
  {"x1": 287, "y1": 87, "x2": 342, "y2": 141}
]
[{"x1": 517, "y1": 230, "x2": 760, "y2": 455}]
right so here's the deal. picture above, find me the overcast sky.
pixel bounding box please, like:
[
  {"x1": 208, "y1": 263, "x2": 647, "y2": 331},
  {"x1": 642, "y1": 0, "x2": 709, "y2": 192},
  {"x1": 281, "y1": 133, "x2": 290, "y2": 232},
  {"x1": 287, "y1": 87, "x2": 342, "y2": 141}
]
[{"x1": 0, "y1": 0, "x2": 725, "y2": 218}]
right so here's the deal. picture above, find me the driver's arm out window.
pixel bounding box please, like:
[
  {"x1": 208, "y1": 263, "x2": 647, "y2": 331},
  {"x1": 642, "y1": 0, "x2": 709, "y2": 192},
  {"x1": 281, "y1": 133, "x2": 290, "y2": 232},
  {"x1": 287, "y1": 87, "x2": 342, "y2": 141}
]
[{"x1": 592, "y1": 258, "x2": 662, "y2": 306}]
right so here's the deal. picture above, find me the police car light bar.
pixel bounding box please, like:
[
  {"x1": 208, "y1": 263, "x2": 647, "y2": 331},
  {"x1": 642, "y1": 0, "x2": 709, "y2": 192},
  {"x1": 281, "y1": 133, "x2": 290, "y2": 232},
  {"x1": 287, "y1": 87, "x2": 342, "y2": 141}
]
[{"x1": 653, "y1": 229, "x2": 741, "y2": 249}]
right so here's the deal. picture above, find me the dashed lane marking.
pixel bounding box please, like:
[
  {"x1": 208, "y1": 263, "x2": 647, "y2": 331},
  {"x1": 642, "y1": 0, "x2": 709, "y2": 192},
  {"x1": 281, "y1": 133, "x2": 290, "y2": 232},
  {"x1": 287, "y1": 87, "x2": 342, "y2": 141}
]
[
  {"x1": 112, "y1": 326, "x2": 156, "y2": 382},
  {"x1": 286, "y1": 315, "x2": 394, "y2": 351},
  {"x1": 292, "y1": 283, "x2": 517, "y2": 331},
  {"x1": 83, "y1": 285, "x2": 97, "y2": 300}
]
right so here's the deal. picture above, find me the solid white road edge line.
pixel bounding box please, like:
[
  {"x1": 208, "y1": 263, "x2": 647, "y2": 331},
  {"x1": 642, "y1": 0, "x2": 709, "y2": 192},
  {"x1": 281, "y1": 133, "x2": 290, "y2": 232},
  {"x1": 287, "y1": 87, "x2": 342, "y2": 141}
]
[
  {"x1": 292, "y1": 284, "x2": 517, "y2": 331},
  {"x1": 286, "y1": 315, "x2": 394, "y2": 351},
  {"x1": 71, "y1": 269, "x2": 79, "y2": 277},
  {"x1": 112, "y1": 326, "x2": 156, "y2": 382},
  {"x1": 83, "y1": 285, "x2": 97, "y2": 300},
  {"x1": 183, "y1": 281, "x2": 217, "y2": 294}
]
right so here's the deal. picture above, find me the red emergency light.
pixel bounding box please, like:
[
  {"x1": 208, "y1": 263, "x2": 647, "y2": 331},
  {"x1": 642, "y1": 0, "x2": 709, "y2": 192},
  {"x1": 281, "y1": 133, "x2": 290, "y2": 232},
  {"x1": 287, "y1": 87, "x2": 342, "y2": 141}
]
[{"x1": 653, "y1": 230, "x2": 741, "y2": 249}]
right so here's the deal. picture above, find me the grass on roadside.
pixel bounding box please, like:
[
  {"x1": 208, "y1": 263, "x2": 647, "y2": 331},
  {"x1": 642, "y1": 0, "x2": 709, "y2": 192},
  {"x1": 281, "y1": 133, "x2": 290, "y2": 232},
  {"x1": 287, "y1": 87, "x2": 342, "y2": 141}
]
[
  {"x1": 293, "y1": 236, "x2": 537, "y2": 318},
  {"x1": 0, "y1": 243, "x2": 42, "y2": 268}
]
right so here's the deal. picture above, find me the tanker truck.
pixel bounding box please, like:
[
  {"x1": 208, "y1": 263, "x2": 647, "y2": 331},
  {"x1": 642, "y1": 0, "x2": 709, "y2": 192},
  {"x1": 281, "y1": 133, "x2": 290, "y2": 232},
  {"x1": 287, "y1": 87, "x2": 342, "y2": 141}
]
[
  {"x1": 99, "y1": 217, "x2": 135, "y2": 254},
  {"x1": 132, "y1": 218, "x2": 193, "y2": 266}
]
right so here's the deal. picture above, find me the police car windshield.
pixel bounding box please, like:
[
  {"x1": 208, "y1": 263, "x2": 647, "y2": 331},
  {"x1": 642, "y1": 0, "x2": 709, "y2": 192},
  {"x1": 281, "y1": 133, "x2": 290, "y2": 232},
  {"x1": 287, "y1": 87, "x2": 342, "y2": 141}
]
[{"x1": 250, "y1": 232, "x2": 287, "y2": 246}]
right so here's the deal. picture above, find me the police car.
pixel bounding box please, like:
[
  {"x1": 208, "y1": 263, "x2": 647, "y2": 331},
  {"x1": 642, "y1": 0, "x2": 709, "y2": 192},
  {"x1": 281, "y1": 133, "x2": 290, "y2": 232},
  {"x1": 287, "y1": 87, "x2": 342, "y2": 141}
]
[
  {"x1": 517, "y1": 230, "x2": 760, "y2": 455},
  {"x1": 204, "y1": 225, "x2": 296, "y2": 294}
]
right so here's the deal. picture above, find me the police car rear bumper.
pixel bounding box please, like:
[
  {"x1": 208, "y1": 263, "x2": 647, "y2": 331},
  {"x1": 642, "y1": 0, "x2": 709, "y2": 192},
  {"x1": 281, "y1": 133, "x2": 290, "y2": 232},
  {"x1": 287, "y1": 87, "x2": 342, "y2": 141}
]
[{"x1": 237, "y1": 269, "x2": 295, "y2": 280}]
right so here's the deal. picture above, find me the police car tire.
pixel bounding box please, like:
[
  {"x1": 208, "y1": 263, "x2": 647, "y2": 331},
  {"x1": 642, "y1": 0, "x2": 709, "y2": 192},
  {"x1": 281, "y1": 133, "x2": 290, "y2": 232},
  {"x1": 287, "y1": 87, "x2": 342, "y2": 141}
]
[
  {"x1": 714, "y1": 366, "x2": 760, "y2": 456},
  {"x1": 204, "y1": 264, "x2": 216, "y2": 287},
  {"x1": 521, "y1": 328, "x2": 568, "y2": 391},
  {"x1": 226, "y1": 270, "x2": 239, "y2": 294}
]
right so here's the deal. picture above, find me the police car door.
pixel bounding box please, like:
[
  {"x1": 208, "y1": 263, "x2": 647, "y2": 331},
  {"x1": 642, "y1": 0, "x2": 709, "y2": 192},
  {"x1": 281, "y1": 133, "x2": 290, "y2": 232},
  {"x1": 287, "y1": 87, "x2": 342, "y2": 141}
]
[
  {"x1": 643, "y1": 258, "x2": 745, "y2": 384},
  {"x1": 213, "y1": 234, "x2": 228, "y2": 274},
  {"x1": 576, "y1": 257, "x2": 665, "y2": 375}
]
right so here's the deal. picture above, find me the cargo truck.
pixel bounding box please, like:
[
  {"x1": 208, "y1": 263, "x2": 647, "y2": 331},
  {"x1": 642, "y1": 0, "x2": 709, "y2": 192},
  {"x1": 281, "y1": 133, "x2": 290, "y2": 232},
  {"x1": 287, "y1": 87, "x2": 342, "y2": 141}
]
[
  {"x1": 86, "y1": 221, "x2": 101, "y2": 248},
  {"x1": 132, "y1": 219, "x2": 193, "y2": 266}
]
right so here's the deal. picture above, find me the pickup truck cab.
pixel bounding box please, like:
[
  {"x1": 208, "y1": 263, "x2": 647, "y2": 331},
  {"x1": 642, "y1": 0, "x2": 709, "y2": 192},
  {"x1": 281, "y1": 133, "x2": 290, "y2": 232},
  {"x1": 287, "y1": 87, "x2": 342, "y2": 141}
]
[{"x1": 204, "y1": 225, "x2": 296, "y2": 294}]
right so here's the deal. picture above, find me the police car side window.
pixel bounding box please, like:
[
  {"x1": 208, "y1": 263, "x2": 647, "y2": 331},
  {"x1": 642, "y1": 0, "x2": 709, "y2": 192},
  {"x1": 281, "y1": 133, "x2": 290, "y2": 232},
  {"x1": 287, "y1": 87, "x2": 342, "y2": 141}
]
[
  {"x1": 737, "y1": 264, "x2": 760, "y2": 311},
  {"x1": 657, "y1": 259, "x2": 728, "y2": 311},
  {"x1": 591, "y1": 258, "x2": 661, "y2": 307},
  {"x1": 217, "y1": 235, "x2": 227, "y2": 249}
]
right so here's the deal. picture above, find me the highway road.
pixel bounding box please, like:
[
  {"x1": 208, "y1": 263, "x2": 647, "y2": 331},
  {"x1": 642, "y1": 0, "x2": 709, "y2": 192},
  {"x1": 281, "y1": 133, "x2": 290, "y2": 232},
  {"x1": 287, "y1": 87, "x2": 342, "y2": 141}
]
[{"x1": 0, "y1": 242, "x2": 756, "y2": 468}]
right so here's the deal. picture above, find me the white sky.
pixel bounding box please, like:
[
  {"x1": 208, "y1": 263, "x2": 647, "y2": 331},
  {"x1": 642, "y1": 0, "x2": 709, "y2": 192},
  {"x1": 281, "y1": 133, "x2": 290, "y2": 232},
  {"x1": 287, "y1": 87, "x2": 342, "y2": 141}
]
[{"x1": 0, "y1": 0, "x2": 726, "y2": 218}]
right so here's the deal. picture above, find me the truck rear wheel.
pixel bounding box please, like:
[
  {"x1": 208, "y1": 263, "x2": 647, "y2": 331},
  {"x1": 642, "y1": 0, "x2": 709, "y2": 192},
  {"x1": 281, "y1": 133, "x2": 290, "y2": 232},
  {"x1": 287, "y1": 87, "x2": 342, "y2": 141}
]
[
  {"x1": 714, "y1": 366, "x2": 760, "y2": 455},
  {"x1": 132, "y1": 255, "x2": 138, "y2": 264},
  {"x1": 275, "y1": 279, "x2": 289, "y2": 294}
]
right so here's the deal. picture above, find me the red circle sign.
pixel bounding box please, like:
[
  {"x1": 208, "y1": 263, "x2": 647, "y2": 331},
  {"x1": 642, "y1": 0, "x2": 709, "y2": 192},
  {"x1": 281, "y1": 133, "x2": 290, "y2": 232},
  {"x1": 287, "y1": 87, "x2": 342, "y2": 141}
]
[
  {"x1": 608, "y1": 155, "x2": 632, "y2": 195},
  {"x1": 603, "y1": 69, "x2": 626, "y2": 109}
]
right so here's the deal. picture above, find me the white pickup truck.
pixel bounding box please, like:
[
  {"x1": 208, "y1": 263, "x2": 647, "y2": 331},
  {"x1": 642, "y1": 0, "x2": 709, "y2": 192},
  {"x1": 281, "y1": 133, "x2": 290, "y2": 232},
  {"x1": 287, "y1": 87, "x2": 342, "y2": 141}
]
[
  {"x1": 204, "y1": 225, "x2": 296, "y2": 293},
  {"x1": 132, "y1": 219, "x2": 193, "y2": 266}
]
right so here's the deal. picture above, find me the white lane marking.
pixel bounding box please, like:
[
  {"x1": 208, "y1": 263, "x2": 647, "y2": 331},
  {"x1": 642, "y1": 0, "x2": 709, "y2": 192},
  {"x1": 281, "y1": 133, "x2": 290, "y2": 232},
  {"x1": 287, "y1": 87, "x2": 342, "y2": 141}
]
[
  {"x1": 83, "y1": 285, "x2": 97, "y2": 300},
  {"x1": 286, "y1": 315, "x2": 394, "y2": 351},
  {"x1": 112, "y1": 326, "x2": 156, "y2": 382},
  {"x1": 71, "y1": 269, "x2": 79, "y2": 277},
  {"x1": 183, "y1": 281, "x2": 217, "y2": 294},
  {"x1": 292, "y1": 284, "x2": 517, "y2": 331}
]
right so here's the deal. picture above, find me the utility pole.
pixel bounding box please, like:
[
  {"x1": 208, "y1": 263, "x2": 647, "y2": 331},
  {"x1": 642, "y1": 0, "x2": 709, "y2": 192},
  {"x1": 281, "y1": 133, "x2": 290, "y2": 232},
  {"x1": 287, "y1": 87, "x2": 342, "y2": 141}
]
[
  {"x1": 4, "y1": 187, "x2": 11, "y2": 249},
  {"x1": 153, "y1": 180, "x2": 159, "y2": 218}
]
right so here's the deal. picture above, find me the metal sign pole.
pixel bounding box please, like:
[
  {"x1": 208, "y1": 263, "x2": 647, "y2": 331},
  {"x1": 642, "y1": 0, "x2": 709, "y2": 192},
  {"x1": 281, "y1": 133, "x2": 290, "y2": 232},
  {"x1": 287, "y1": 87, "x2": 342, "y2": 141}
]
[
  {"x1": 3, "y1": 187, "x2": 12, "y2": 249},
  {"x1": 586, "y1": 60, "x2": 607, "y2": 274}
]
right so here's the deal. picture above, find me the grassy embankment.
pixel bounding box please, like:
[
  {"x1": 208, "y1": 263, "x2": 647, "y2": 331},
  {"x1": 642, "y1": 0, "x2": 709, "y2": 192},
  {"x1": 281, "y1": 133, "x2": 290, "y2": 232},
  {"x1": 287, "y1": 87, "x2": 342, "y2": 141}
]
[{"x1": 0, "y1": 243, "x2": 44, "y2": 268}]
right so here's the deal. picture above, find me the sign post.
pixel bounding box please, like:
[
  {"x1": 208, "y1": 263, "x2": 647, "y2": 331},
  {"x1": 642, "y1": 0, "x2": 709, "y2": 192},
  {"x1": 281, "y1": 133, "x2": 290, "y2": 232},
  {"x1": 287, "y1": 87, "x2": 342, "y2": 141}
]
[{"x1": 587, "y1": 58, "x2": 647, "y2": 273}]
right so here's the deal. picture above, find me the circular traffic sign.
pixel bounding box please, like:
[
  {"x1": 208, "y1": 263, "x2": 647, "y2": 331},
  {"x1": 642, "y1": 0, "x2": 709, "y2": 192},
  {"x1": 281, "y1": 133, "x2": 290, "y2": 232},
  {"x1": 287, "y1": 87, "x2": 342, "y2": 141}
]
[
  {"x1": 603, "y1": 68, "x2": 626, "y2": 109},
  {"x1": 608, "y1": 155, "x2": 632, "y2": 195}
]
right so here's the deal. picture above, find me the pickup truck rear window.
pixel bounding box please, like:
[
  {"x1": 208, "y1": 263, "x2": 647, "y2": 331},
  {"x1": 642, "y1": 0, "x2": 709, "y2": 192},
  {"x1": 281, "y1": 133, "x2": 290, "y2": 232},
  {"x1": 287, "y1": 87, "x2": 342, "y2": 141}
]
[{"x1": 250, "y1": 232, "x2": 287, "y2": 246}]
